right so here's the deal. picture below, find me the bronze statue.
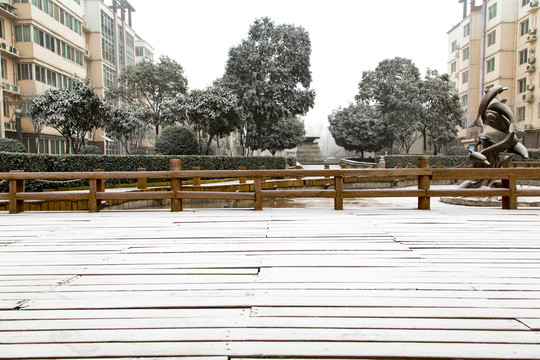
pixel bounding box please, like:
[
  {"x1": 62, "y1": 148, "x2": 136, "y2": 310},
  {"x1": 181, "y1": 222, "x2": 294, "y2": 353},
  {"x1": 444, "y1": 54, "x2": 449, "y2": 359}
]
[{"x1": 461, "y1": 86, "x2": 528, "y2": 189}]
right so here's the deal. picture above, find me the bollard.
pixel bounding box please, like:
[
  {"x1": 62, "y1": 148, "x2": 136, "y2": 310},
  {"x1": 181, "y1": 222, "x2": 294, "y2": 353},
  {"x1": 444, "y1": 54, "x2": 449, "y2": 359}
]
[
  {"x1": 137, "y1": 168, "x2": 147, "y2": 190},
  {"x1": 417, "y1": 156, "x2": 430, "y2": 210},
  {"x1": 170, "y1": 159, "x2": 182, "y2": 212}
]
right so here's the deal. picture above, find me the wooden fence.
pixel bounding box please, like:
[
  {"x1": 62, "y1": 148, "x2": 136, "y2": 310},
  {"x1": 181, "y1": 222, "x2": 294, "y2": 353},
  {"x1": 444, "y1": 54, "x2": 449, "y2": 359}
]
[{"x1": 1, "y1": 157, "x2": 540, "y2": 214}]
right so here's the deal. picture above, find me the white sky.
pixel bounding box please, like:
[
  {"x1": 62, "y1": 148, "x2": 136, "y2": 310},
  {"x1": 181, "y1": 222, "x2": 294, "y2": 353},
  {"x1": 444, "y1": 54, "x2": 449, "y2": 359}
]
[{"x1": 126, "y1": 0, "x2": 465, "y2": 134}]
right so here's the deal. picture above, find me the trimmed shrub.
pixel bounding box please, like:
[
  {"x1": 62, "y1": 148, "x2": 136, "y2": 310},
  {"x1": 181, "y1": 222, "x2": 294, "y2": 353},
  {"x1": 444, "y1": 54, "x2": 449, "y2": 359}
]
[
  {"x1": 154, "y1": 125, "x2": 198, "y2": 155},
  {"x1": 0, "y1": 153, "x2": 287, "y2": 192},
  {"x1": 0, "y1": 138, "x2": 26, "y2": 153},
  {"x1": 78, "y1": 145, "x2": 103, "y2": 155},
  {"x1": 383, "y1": 155, "x2": 470, "y2": 169},
  {"x1": 447, "y1": 146, "x2": 469, "y2": 156}
]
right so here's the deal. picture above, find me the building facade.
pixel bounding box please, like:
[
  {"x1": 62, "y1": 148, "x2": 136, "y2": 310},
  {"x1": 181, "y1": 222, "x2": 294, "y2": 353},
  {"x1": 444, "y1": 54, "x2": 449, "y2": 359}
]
[
  {"x1": 449, "y1": 0, "x2": 540, "y2": 150},
  {"x1": 0, "y1": 0, "x2": 153, "y2": 154}
]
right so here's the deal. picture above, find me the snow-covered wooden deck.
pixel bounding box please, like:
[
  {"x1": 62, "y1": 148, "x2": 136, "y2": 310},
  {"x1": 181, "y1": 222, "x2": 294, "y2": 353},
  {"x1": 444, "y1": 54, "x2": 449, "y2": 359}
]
[{"x1": 1, "y1": 202, "x2": 540, "y2": 359}]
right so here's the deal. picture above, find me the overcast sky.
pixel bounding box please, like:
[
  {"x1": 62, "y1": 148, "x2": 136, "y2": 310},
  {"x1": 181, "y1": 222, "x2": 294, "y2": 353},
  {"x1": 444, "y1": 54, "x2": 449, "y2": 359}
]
[{"x1": 126, "y1": 0, "x2": 465, "y2": 134}]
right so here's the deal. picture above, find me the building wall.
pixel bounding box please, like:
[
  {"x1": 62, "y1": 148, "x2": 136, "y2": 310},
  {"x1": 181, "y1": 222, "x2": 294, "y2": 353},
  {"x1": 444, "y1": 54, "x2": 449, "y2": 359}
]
[
  {"x1": 1, "y1": 0, "x2": 150, "y2": 155},
  {"x1": 449, "y1": 0, "x2": 540, "y2": 150}
]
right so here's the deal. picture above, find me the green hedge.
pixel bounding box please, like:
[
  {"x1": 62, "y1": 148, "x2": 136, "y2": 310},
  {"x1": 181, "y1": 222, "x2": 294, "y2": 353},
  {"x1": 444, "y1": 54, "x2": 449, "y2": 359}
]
[
  {"x1": 0, "y1": 153, "x2": 287, "y2": 192},
  {"x1": 383, "y1": 155, "x2": 470, "y2": 169}
]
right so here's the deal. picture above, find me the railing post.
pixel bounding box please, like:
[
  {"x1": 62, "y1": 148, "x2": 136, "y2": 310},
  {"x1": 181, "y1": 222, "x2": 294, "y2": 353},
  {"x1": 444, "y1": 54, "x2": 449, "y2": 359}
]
[
  {"x1": 334, "y1": 175, "x2": 343, "y2": 210},
  {"x1": 502, "y1": 175, "x2": 518, "y2": 210},
  {"x1": 8, "y1": 170, "x2": 24, "y2": 214},
  {"x1": 137, "y1": 168, "x2": 147, "y2": 190},
  {"x1": 94, "y1": 169, "x2": 105, "y2": 211},
  {"x1": 254, "y1": 176, "x2": 263, "y2": 211},
  {"x1": 170, "y1": 159, "x2": 182, "y2": 212},
  {"x1": 259, "y1": 166, "x2": 266, "y2": 182},
  {"x1": 324, "y1": 164, "x2": 331, "y2": 179},
  {"x1": 296, "y1": 165, "x2": 302, "y2": 181},
  {"x1": 192, "y1": 167, "x2": 201, "y2": 187},
  {"x1": 89, "y1": 176, "x2": 98, "y2": 213},
  {"x1": 417, "y1": 156, "x2": 430, "y2": 210},
  {"x1": 238, "y1": 166, "x2": 246, "y2": 184}
]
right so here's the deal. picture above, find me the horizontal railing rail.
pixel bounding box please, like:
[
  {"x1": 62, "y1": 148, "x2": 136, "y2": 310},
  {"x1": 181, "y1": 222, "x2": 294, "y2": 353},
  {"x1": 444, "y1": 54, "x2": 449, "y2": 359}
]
[{"x1": 1, "y1": 157, "x2": 540, "y2": 214}]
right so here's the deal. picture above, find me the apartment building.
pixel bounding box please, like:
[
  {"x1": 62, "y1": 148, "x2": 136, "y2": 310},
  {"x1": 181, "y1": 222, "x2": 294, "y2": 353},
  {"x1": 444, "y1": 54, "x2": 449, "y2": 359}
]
[
  {"x1": 0, "y1": 0, "x2": 153, "y2": 154},
  {"x1": 449, "y1": 0, "x2": 540, "y2": 150}
]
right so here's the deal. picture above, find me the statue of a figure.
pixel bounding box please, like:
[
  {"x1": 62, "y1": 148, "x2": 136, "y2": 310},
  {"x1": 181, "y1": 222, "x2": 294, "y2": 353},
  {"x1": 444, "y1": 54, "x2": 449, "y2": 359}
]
[{"x1": 461, "y1": 86, "x2": 529, "y2": 189}]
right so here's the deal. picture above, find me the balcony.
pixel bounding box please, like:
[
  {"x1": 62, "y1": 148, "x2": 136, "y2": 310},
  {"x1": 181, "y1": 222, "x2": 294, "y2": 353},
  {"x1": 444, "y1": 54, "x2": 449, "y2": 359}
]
[{"x1": 0, "y1": 2, "x2": 18, "y2": 19}]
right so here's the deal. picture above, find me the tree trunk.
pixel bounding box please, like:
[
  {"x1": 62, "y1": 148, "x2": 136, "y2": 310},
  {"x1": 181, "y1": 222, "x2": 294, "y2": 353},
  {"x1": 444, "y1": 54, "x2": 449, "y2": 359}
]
[
  {"x1": 205, "y1": 134, "x2": 214, "y2": 155},
  {"x1": 256, "y1": 117, "x2": 262, "y2": 156},
  {"x1": 423, "y1": 130, "x2": 427, "y2": 154}
]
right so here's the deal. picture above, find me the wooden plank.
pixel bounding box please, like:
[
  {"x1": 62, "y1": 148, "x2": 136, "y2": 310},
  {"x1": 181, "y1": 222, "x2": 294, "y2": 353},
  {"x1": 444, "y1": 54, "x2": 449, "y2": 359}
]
[
  {"x1": 0, "y1": 317, "x2": 528, "y2": 331},
  {"x1": 0, "y1": 341, "x2": 539, "y2": 359},
  {"x1": 2, "y1": 328, "x2": 540, "y2": 344}
]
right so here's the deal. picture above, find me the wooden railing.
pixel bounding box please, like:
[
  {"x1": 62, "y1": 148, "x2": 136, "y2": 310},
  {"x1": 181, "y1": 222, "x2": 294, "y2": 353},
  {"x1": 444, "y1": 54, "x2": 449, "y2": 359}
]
[{"x1": 1, "y1": 157, "x2": 540, "y2": 214}]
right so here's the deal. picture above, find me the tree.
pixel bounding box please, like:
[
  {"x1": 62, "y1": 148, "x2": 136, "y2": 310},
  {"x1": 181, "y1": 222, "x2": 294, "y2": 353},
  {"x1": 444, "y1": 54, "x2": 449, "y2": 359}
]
[
  {"x1": 355, "y1": 58, "x2": 463, "y2": 154},
  {"x1": 355, "y1": 57, "x2": 422, "y2": 154},
  {"x1": 417, "y1": 70, "x2": 464, "y2": 153},
  {"x1": 184, "y1": 84, "x2": 242, "y2": 154},
  {"x1": 328, "y1": 103, "x2": 387, "y2": 158},
  {"x1": 30, "y1": 78, "x2": 109, "y2": 153},
  {"x1": 223, "y1": 17, "x2": 315, "y2": 155},
  {"x1": 104, "y1": 106, "x2": 143, "y2": 154},
  {"x1": 154, "y1": 125, "x2": 198, "y2": 155},
  {"x1": 107, "y1": 56, "x2": 188, "y2": 137},
  {"x1": 244, "y1": 116, "x2": 306, "y2": 155}
]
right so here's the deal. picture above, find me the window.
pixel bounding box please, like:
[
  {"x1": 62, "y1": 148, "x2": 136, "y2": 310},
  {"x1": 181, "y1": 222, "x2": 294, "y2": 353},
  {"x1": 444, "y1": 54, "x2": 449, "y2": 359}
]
[
  {"x1": 17, "y1": 63, "x2": 33, "y2": 80},
  {"x1": 488, "y1": 3, "x2": 497, "y2": 20},
  {"x1": 451, "y1": 61, "x2": 457, "y2": 73},
  {"x1": 463, "y1": 47, "x2": 470, "y2": 61},
  {"x1": 101, "y1": 10, "x2": 115, "y2": 65},
  {"x1": 14, "y1": 25, "x2": 31, "y2": 42},
  {"x1": 520, "y1": 48, "x2": 529, "y2": 65},
  {"x1": 486, "y1": 58, "x2": 495, "y2": 73},
  {"x1": 462, "y1": 70, "x2": 469, "y2": 84},
  {"x1": 126, "y1": 32, "x2": 135, "y2": 66},
  {"x1": 519, "y1": 77, "x2": 527, "y2": 93},
  {"x1": 103, "y1": 64, "x2": 116, "y2": 89},
  {"x1": 521, "y1": 19, "x2": 530, "y2": 36},
  {"x1": 464, "y1": 23, "x2": 470, "y2": 37},
  {"x1": 523, "y1": 0, "x2": 531, "y2": 6},
  {"x1": 136, "y1": 46, "x2": 143, "y2": 56},
  {"x1": 461, "y1": 94, "x2": 468, "y2": 107},
  {"x1": 451, "y1": 40, "x2": 459, "y2": 52},
  {"x1": 487, "y1": 30, "x2": 496, "y2": 46},
  {"x1": 1, "y1": 58, "x2": 6, "y2": 79},
  {"x1": 517, "y1": 106, "x2": 526, "y2": 122},
  {"x1": 0, "y1": 19, "x2": 4, "y2": 39}
]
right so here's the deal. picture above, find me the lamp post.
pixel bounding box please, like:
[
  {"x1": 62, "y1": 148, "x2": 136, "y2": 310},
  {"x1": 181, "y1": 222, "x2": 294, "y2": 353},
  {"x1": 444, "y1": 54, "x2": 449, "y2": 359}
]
[{"x1": 14, "y1": 108, "x2": 22, "y2": 143}]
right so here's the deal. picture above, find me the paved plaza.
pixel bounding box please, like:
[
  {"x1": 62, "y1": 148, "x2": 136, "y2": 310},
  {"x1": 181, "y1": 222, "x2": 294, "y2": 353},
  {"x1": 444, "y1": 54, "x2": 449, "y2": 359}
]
[{"x1": 1, "y1": 199, "x2": 540, "y2": 359}]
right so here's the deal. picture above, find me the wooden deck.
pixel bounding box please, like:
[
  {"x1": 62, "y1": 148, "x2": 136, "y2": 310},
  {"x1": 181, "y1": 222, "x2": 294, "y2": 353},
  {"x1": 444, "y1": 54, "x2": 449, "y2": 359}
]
[{"x1": 1, "y1": 201, "x2": 540, "y2": 359}]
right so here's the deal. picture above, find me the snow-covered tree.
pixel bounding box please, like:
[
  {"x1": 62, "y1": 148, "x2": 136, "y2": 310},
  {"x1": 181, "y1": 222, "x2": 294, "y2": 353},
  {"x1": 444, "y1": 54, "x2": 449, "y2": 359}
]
[
  {"x1": 104, "y1": 106, "x2": 143, "y2": 154},
  {"x1": 30, "y1": 79, "x2": 109, "y2": 153}
]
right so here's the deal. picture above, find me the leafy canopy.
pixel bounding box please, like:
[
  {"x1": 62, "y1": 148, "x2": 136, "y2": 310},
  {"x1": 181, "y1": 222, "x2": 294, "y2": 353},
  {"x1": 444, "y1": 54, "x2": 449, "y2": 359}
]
[
  {"x1": 223, "y1": 17, "x2": 315, "y2": 154},
  {"x1": 107, "y1": 55, "x2": 188, "y2": 136},
  {"x1": 30, "y1": 78, "x2": 109, "y2": 154}
]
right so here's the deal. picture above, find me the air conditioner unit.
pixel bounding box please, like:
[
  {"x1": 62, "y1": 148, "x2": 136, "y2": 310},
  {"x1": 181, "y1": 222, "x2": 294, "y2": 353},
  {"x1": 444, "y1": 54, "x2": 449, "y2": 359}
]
[
  {"x1": 524, "y1": 124, "x2": 534, "y2": 130},
  {"x1": 12, "y1": 47, "x2": 19, "y2": 56},
  {"x1": 527, "y1": 34, "x2": 537, "y2": 42},
  {"x1": 524, "y1": 93, "x2": 535, "y2": 101},
  {"x1": 1, "y1": 42, "x2": 6, "y2": 50},
  {"x1": 529, "y1": 57, "x2": 537, "y2": 64},
  {"x1": 527, "y1": 84, "x2": 535, "y2": 91},
  {"x1": 527, "y1": 64, "x2": 536, "y2": 71},
  {"x1": 530, "y1": 28, "x2": 537, "y2": 35},
  {"x1": 531, "y1": 47, "x2": 537, "y2": 54},
  {"x1": 531, "y1": 0, "x2": 539, "y2": 9},
  {"x1": 84, "y1": 49, "x2": 90, "y2": 56},
  {"x1": 13, "y1": 85, "x2": 19, "y2": 93}
]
